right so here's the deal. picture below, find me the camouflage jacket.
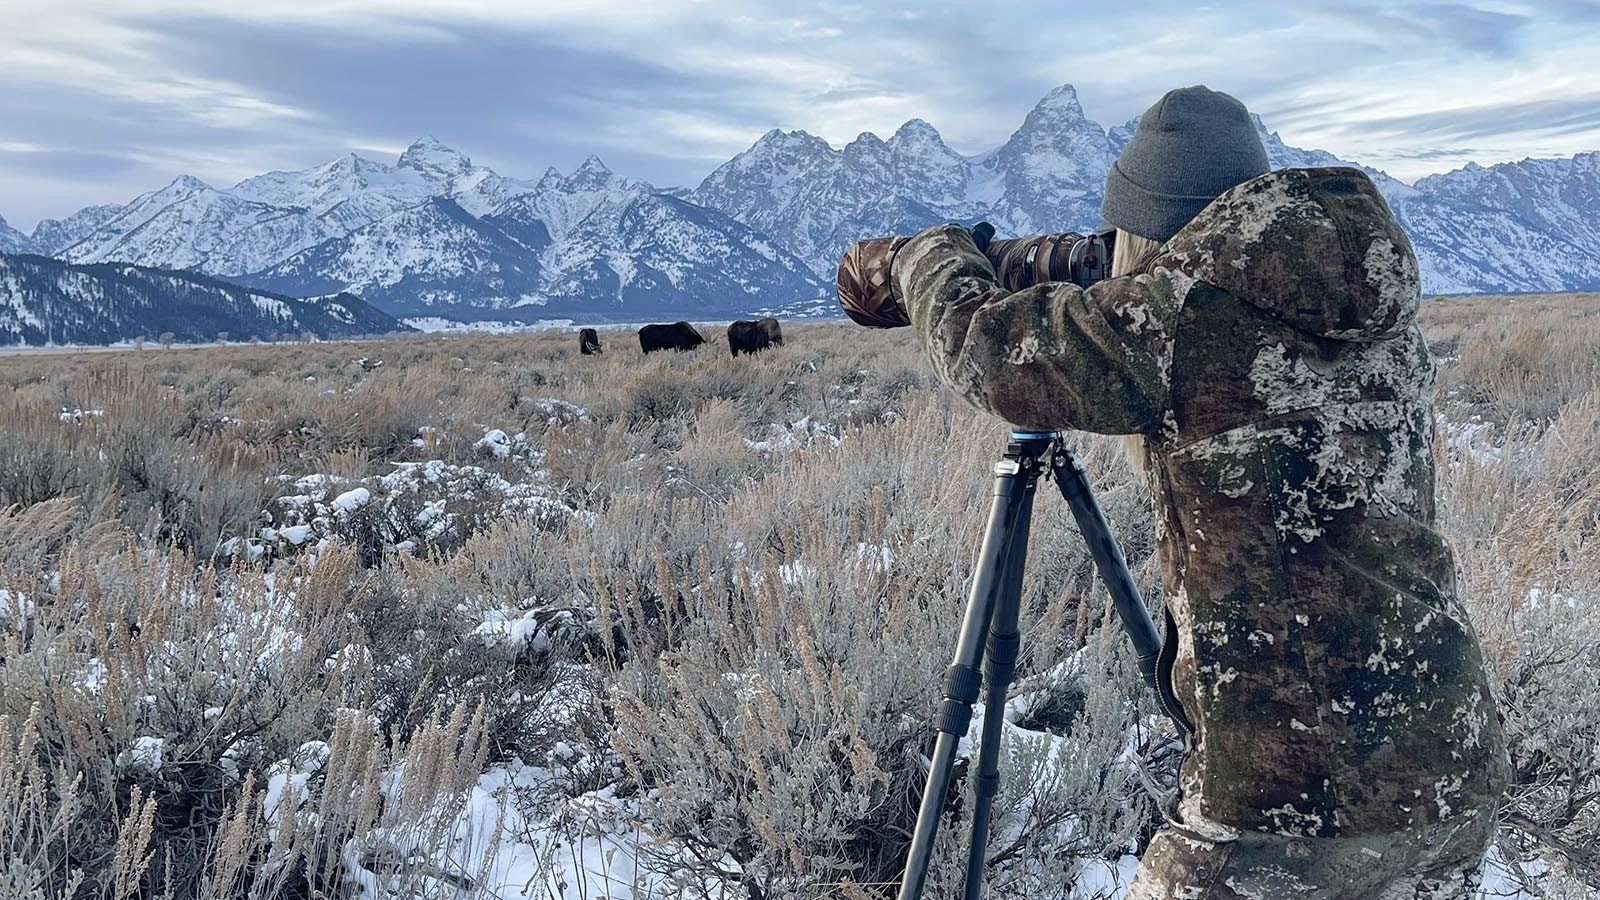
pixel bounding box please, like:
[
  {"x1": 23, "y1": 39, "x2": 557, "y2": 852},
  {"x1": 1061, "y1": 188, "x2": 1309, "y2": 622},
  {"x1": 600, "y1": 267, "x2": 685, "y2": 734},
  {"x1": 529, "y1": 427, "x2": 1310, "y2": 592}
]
[{"x1": 894, "y1": 168, "x2": 1509, "y2": 837}]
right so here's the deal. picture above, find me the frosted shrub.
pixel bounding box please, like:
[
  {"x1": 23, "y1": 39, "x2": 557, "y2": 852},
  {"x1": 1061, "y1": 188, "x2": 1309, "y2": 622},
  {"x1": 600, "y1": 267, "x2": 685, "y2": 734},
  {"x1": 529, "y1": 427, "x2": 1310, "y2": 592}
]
[
  {"x1": 602, "y1": 401, "x2": 1169, "y2": 898},
  {"x1": 0, "y1": 407, "x2": 87, "y2": 508},
  {"x1": 0, "y1": 545, "x2": 367, "y2": 897},
  {"x1": 1441, "y1": 384, "x2": 1600, "y2": 891}
]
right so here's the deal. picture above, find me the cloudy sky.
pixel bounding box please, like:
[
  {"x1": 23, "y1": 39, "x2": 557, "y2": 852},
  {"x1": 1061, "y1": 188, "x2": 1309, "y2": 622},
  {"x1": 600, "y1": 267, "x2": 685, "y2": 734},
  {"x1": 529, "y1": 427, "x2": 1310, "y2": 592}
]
[{"x1": 2, "y1": 0, "x2": 1598, "y2": 230}]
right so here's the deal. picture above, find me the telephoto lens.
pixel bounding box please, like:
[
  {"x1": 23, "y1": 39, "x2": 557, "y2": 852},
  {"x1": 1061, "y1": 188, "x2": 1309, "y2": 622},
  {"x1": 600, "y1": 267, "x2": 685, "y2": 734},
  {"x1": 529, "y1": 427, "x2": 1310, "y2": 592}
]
[{"x1": 836, "y1": 228, "x2": 1116, "y2": 327}]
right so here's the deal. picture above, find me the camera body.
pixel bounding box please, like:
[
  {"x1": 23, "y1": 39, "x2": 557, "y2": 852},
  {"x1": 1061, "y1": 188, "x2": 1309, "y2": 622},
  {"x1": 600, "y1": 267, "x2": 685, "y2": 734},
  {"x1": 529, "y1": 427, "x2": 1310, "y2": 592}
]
[{"x1": 837, "y1": 226, "x2": 1117, "y2": 328}]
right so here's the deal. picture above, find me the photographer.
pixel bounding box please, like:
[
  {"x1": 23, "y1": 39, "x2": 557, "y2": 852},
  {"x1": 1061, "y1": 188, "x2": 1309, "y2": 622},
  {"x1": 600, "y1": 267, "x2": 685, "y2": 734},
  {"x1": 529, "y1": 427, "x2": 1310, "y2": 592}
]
[{"x1": 886, "y1": 87, "x2": 1508, "y2": 898}]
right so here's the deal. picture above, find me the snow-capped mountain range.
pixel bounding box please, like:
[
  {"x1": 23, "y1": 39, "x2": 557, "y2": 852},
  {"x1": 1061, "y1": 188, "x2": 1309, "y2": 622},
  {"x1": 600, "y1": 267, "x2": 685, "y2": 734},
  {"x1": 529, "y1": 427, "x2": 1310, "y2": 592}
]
[
  {"x1": 7, "y1": 84, "x2": 1598, "y2": 326},
  {"x1": 693, "y1": 85, "x2": 1600, "y2": 295},
  {"x1": 0, "y1": 254, "x2": 404, "y2": 346},
  {"x1": 18, "y1": 138, "x2": 823, "y2": 321}
]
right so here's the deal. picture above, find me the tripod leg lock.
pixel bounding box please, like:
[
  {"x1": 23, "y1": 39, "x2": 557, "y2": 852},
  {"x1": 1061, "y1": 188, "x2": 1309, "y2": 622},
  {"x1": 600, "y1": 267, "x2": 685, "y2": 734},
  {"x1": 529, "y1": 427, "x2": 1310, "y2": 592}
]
[
  {"x1": 984, "y1": 630, "x2": 1020, "y2": 686},
  {"x1": 937, "y1": 664, "x2": 983, "y2": 736}
]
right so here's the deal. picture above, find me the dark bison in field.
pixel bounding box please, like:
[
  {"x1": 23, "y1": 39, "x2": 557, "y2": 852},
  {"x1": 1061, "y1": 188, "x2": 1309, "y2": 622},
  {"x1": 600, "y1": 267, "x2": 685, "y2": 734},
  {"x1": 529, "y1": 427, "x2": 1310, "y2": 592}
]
[
  {"x1": 728, "y1": 317, "x2": 784, "y2": 357},
  {"x1": 639, "y1": 322, "x2": 706, "y2": 353},
  {"x1": 579, "y1": 328, "x2": 602, "y2": 355}
]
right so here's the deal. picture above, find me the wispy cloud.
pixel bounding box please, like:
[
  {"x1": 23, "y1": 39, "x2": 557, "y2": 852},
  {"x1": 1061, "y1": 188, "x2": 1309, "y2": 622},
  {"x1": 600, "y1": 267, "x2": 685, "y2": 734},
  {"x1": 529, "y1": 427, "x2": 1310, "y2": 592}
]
[{"x1": 1, "y1": 0, "x2": 1597, "y2": 228}]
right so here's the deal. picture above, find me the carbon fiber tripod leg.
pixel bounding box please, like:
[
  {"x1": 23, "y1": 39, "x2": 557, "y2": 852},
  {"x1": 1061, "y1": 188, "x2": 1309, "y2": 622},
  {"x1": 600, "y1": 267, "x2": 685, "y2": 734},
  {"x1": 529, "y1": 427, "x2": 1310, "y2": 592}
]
[
  {"x1": 962, "y1": 442, "x2": 1042, "y2": 900},
  {"x1": 897, "y1": 432, "x2": 1053, "y2": 900},
  {"x1": 1050, "y1": 448, "x2": 1165, "y2": 694}
]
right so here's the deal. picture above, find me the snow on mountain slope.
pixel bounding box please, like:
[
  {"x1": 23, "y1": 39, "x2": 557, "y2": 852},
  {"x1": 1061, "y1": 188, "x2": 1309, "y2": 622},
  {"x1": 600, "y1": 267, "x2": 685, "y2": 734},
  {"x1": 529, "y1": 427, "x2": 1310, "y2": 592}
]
[
  {"x1": 29, "y1": 204, "x2": 126, "y2": 255},
  {"x1": 974, "y1": 85, "x2": 1117, "y2": 235},
  {"x1": 523, "y1": 182, "x2": 826, "y2": 315},
  {"x1": 515, "y1": 156, "x2": 648, "y2": 242},
  {"x1": 1393, "y1": 153, "x2": 1600, "y2": 293},
  {"x1": 48, "y1": 140, "x2": 536, "y2": 281},
  {"x1": 0, "y1": 253, "x2": 405, "y2": 345},
  {"x1": 233, "y1": 152, "x2": 435, "y2": 218},
  {"x1": 241, "y1": 197, "x2": 543, "y2": 315},
  {"x1": 0, "y1": 213, "x2": 35, "y2": 254},
  {"x1": 244, "y1": 156, "x2": 824, "y2": 319},
  {"x1": 57, "y1": 175, "x2": 337, "y2": 276},
  {"x1": 397, "y1": 137, "x2": 537, "y2": 217},
  {"x1": 690, "y1": 86, "x2": 1119, "y2": 278},
  {"x1": 689, "y1": 129, "x2": 844, "y2": 272}
]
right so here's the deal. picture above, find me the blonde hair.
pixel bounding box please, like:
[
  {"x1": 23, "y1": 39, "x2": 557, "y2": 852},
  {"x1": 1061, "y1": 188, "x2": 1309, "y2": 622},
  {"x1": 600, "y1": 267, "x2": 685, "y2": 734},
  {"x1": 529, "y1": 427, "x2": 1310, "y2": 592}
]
[
  {"x1": 1112, "y1": 228, "x2": 1165, "y2": 472},
  {"x1": 1112, "y1": 229, "x2": 1163, "y2": 278}
]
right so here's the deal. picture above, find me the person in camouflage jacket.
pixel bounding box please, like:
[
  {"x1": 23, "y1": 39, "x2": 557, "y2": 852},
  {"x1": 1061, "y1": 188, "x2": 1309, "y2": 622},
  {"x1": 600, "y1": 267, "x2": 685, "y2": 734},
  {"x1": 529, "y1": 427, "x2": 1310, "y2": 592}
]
[{"x1": 891, "y1": 88, "x2": 1509, "y2": 898}]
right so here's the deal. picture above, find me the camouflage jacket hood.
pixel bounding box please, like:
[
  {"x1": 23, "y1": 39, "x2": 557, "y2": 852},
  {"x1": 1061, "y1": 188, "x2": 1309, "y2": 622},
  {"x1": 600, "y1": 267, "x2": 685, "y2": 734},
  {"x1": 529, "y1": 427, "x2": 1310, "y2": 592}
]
[
  {"x1": 893, "y1": 167, "x2": 1508, "y2": 838},
  {"x1": 1159, "y1": 167, "x2": 1420, "y2": 342}
]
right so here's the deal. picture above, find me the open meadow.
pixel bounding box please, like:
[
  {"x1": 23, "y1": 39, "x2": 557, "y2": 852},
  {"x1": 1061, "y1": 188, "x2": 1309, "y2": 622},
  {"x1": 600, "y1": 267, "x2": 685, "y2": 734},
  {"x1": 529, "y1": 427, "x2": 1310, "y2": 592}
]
[{"x1": 2, "y1": 296, "x2": 1598, "y2": 899}]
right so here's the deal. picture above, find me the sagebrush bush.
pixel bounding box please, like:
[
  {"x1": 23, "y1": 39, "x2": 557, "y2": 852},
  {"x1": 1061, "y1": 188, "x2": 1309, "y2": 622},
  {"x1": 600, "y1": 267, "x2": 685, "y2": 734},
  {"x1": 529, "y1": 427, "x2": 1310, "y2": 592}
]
[{"x1": 0, "y1": 304, "x2": 1598, "y2": 897}]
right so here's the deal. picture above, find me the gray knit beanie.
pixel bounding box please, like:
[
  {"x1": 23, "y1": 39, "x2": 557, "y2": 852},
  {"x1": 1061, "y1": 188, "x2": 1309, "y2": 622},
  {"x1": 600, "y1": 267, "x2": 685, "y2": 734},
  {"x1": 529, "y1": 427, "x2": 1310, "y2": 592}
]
[{"x1": 1102, "y1": 86, "x2": 1269, "y2": 242}]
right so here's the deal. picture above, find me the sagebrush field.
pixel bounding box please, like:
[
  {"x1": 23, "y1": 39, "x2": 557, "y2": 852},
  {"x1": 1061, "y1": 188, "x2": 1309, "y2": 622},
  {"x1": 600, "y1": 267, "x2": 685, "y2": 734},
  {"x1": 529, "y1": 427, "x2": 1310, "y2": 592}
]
[{"x1": 2, "y1": 296, "x2": 1597, "y2": 899}]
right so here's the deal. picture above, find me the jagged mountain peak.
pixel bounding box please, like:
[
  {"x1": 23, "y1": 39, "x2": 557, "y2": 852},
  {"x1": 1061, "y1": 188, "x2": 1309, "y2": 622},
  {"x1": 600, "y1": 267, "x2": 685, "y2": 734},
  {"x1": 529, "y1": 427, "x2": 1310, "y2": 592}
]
[
  {"x1": 892, "y1": 118, "x2": 943, "y2": 142},
  {"x1": 404, "y1": 135, "x2": 459, "y2": 155},
  {"x1": 399, "y1": 136, "x2": 472, "y2": 177},
  {"x1": 28, "y1": 203, "x2": 128, "y2": 255},
  {"x1": 755, "y1": 128, "x2": 834, "y2": 152},
  {"x1": 546, "y1": 159, "x2": 642, "y2": 197},
  {"x1": 1106, "y1": 116, "x2": 1141, "y2": 155},
  {"x1": 164, "y1": 174, "x2": 215, "y2": 194},
  {"x1": 998, "y1": 83, "x2": 1107, "y2": 165},
  {"x1": 325, "y1": 151, "x2": 364, "y2": 169},
  {"x1": 843, "y1": 132, "x2": 889, "y2": 158},
  {"x1": 323, "y1": 152, "x2": 398, "y2": 181},
  {"x1": 568, "y1": 155, "x2": 616, "y2": 187},
  {"x1": 1026, "y1": 83, "x2": 1089, "y2": 122}
]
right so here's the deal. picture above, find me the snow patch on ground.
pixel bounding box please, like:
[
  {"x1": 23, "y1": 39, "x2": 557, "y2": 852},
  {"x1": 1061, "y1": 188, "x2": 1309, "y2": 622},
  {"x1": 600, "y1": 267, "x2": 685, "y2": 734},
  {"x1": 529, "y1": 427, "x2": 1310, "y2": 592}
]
[
  {"x1": 743, "y1": 415, "x2": 841, "y2": 453},
  {"x1": 402, "y1": 317, "x2": 577, "y2": 333},
  {"x1": 236, "y1": 433, "x2": 579, "y2": 560},
  {"x1": 121, "y1": 736, "x2": 165, "y2": 773}
]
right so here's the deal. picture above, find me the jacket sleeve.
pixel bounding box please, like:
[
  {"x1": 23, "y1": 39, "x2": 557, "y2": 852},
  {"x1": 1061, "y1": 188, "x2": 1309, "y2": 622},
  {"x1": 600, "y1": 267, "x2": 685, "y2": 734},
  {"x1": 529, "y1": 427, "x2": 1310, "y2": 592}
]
[{"x1": 893, "y1": 223, "x2": 1183, "y2": 435}]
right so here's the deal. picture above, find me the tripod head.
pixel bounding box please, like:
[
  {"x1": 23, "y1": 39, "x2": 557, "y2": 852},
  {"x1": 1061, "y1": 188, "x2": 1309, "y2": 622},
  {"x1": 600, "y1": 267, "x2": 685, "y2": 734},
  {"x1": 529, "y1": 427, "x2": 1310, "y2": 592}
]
[
  {"x1": 997, "y1": 430, "x2": 1058, "y2": 475},
  {"x1": 1008, "y1": 429, "x2": 1059, "y2": 443}
]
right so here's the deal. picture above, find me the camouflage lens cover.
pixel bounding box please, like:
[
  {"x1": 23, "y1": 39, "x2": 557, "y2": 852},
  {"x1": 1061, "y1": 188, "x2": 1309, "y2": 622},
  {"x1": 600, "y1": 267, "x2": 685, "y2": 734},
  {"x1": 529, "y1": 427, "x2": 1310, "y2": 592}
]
[{"x1": 837, "y1": 235, "x2": 913, "y2": 328}]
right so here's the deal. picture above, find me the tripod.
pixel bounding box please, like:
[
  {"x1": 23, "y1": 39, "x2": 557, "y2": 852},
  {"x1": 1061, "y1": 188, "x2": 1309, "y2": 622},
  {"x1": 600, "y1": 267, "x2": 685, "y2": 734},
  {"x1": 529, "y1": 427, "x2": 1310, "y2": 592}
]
[{"x1": 897, "y1": 430, "x2": 1175, "y2": 900}]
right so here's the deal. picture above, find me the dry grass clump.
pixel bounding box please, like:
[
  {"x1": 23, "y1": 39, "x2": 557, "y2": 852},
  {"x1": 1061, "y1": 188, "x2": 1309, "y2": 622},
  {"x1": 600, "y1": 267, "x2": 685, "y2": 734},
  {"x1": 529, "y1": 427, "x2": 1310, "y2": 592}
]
[
  {"x1": 1420, "y1": 291, "x2": 1600, "y2": 427},
  {"x1": 0, "y1": 296, "x2": 1598, "y2": 896}
]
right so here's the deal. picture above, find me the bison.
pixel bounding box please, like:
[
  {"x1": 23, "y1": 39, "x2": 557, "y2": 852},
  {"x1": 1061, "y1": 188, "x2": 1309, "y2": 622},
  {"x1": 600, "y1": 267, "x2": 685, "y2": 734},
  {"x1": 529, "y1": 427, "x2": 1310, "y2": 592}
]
[
  {"x1": 728, "y1": 317, "x2": 785, "y2": 357},
  {"x1": 727, "y1": 320, "x2": 769, "y2": 357},
  {"x1": 639, "y1": 321, "x2": 706, "y2": 354},
  {"x1": 579, "y1": 328, "x2": 603, "y2": 355},
  {"x1": 757, "y1": 316, "x2": 784, "y2": 346}
]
